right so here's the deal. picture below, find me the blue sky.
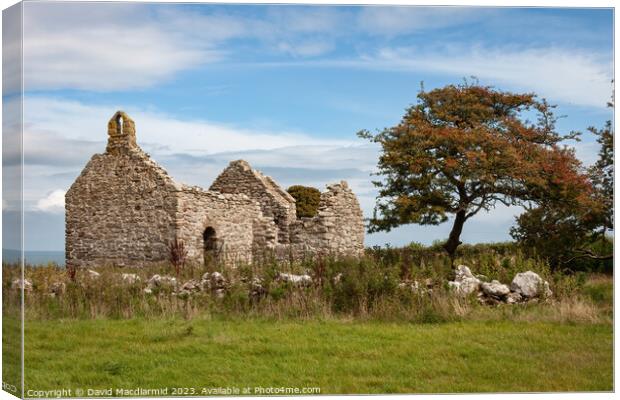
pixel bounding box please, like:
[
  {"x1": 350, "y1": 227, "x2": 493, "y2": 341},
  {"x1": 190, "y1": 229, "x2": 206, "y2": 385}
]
[{"x1": 3, "y1": 3, "x2": 614, "y2": 251}]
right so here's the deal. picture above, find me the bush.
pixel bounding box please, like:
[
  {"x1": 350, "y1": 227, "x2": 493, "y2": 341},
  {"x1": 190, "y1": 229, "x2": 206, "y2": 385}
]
[{"x1": 287, "y1": 185, "x2": 321, "y2": 218}]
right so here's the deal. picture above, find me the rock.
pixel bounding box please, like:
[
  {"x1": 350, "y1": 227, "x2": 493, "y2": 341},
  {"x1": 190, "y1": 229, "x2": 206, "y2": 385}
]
[
  {"x1": 210, "y1": 272, "x2": 226, "y2": 288},
  {"x1": 458, "y1": 277, "x2": 481, "y2": 294},
  {"x1": 481, "y1": 280, "x2": 510, "y2": 298},
  {"x1": 87, "y1": 269, "x2": 100, "y2": 279},
  {"x1": 121, "y1": 273, "x2": 141, "y2": 285},
  {"x1": 181, "y1": 279, "x2": 201, "y2": 293},
  {"x1": 145, "y1": 274, "x2": 176, "y2": 293},
  {"x1": 455, "y1": 265, "x2": 474, "y2": 281},
  {"x1": 510, "y1": 271, "x2": 551, "y2": 298},
  {"x1": 277, "y1": 272, "x2": 312, "y2": 287},
  {"x1": 12, "y1": 278, "x2": 33, "y2": 291},
  {"x1": 449, "y1": 265, "x2": 481, "y2": 295},
  {"x1": 506, "y1": 292, "x2": 523, "y2": 304},
  {"x1": 214, "y1": 288, "x2": 226, "y2": 299}
]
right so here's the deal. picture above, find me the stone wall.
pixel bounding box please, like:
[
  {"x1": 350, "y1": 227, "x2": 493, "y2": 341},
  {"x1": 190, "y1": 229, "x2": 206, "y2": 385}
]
[
  {"x1": 65, "y1": 116, "x2": 179, "y2": 268},
  {"x1": 175, "y1": 186, "x2": 269, "y2": 265},
  {"x1": 210, "y1": 160, "x2": 296, "y2": 244},
  {"x1": 66, "y1": 111, "x2": 365, "y2": 269},
  {"x1": 289, "y1": 181, "x2": 365, "y2": 258}
]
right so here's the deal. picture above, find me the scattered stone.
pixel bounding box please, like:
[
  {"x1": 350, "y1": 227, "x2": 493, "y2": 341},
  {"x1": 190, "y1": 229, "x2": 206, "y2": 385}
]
[
  {"x1": 144, "y1": 274, "x2": 176, "y2": 294},
  {"x1": 448, "y1": 265, "x2": 481, "y2": 295},
  {"x1": 12, "y1": 278, "x2": 33, "y2": 291},
  {"x1": 506, "y1": 292, "x2": 523, "y2": 304},
  {"x1": 181, "y1": 279, "x2": 201, "y2": 293},
  {"x1": 277, "y1": 272, "x2": 313, "y2": 287},
  {"x1": 121, "y1": 273, "x2": 141, "y2": 285},
  {"x1": 481, "y1": 280, "x2": 510, "y2": 298},
  {"x1": 510, "y1": 271, "x2": 552, "y2": 299},
  {"x1": 455, "y1": 265, "x2": 475, "y2": 281},
  {"x1": 210, "y1": 272, "x2": 226, "y2": 288}
]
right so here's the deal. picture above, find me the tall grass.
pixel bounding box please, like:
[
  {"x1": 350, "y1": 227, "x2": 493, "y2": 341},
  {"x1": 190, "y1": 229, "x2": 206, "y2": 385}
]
[{"x1": 3, "y1": 243, "x2": 611, "y2": 323}]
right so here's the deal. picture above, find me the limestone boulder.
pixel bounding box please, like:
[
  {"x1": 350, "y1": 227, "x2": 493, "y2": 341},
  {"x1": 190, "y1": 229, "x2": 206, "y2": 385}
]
[
  {"x1": 449, "y1": 265, "x2": 480, "y2": 295},
  {"x1": 510, "y1": 271, "x2": 552, "y2": 298},
  {"x1": 481, "y1": 280, "x2": 511, "y2": 298},
  {"x1": 12, "y1": 278, "x2": 33, "y2": 291},
  {"x1": 144, "y1": 274, "x2": 177, "y2": 293},
  {"x1": 210, "y1": 272, "x2": 226, "y2": 288},
  {"x1": 180, "y1": 279, "x2": 201, "y2": 293},
  {"x1": 506, "y1": 291, "x2": 523, "y2": 304},
  {"x1": 277, "y1": 272, "x2": 312, "y2": 287}
]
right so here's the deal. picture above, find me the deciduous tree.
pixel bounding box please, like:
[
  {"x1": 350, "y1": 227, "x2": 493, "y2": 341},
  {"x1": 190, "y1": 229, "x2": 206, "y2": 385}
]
[{"x1": 359, "y1": 81, "x2": 583, "y2": 261}]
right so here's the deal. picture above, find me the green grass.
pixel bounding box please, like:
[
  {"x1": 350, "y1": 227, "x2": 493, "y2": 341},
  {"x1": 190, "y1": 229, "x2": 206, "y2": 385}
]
[{"x1": 23, "y1": 317, "x2": 612, "y2": 394}]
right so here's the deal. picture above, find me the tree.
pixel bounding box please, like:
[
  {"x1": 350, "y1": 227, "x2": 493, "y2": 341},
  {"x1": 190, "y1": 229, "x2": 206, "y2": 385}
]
[
  {"x1": 287, "y1": 185, "x2": 321, "y2": 218},
  {"x1": 359, "y1": 81, "x2": 583, "y2": 261},
  {"x1": 511, "y1": 95, "x2": 613, "y2": 269}
]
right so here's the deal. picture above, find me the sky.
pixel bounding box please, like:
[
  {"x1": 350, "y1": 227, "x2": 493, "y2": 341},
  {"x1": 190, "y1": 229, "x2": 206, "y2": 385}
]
[{"x1": 2, "y1": 2, "x2": 614, "y2": 252}]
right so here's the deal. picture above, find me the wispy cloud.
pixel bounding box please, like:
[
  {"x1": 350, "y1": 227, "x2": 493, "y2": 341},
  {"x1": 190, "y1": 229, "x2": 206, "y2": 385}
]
[
  {"x1": 356, "y1": 6, "x2": 487, "y2": 36},
  {"x1": 250, "y1": 45, "x2": 612, "y2": 108},
  {"x1": 368, "y1": 46, "x2": 613, "y2": 108}
]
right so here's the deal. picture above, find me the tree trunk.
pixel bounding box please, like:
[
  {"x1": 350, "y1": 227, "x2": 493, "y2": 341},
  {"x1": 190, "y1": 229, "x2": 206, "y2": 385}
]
[{"x1": 444, "y1": 209, "x2": 467, "y2": 263}]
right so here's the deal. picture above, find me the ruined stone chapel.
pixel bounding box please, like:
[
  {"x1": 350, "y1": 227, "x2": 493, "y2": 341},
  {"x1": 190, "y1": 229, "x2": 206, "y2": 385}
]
[{"x1": 65, "y1": 111, "x2": 365, "y2": 268}]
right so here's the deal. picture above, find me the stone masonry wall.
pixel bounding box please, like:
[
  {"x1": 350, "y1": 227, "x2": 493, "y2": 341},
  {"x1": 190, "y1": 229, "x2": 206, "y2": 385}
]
[
  {"x1": 65, "y1": 150, "x2": 179, "y2": 269},
  {"x1": 289, "y1": 181, "x2": 365, "y2": 258},
  {"x1": 66, "y1": 111, "x2": 365, "y2": 269},
  {"x1": 175, "y1": 186, "x2": 269, "y2": 265},
  {"x1": 210, "y1": 160, "x2": 296, "y2": 244}
]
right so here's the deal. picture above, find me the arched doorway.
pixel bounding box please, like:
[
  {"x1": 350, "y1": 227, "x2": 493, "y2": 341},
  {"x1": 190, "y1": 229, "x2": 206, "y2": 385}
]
[{"x1": 203, "y1": 227, "x2": 218, "y2": 265}]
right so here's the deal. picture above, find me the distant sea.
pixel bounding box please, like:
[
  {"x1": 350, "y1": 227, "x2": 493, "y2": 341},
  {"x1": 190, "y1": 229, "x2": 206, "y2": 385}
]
[{"x1": 3, "y1": 249, "x2": 65, "y2": 266}]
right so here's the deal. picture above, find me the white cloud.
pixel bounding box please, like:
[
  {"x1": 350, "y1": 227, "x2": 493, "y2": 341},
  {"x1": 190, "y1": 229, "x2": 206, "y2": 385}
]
[
  {"x1": 357, "y1": 6, "x2": 486, "y2": 36},
  {"x1": 366, "y1": 46, "x2": 612, "y2": 108},
  {"x1": 22, "y1": 3, "x2": 227, "y2": 91},
  {"x1": 20, "y1": 3, "x2": 344, "y2": 91},
  {"x1": 36, "y1": 190, "x2": 66, "y2": 214},
  {"x1": 23, "y1": 96, "x2": 355, "y2": 157}
]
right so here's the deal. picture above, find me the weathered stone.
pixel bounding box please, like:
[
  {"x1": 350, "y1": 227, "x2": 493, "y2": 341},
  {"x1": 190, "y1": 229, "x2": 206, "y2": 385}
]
[
  {"x1": 455, "y1": 265, "x2": 475, "y2": 281},
  {"x1": 66, "y1": 112, "x2": 365, "y2": 268},
  {"x1": 449, "y1": 265, "x2": 480, "y2": 295},
  {"x1": 481, "y1": 280, "x2": 511, "y2": 298},
  {"x1": 145, "y1": 274, "x2": 176, "y2": 293},
  {"x1": 506, "y1": 291, "x2": 523, "y2": 304},
  {"x1": 510, "y1": 271, "x2": 552, "y2": 298},
  {"x1": 121, "y1": 273, "x2": 141, "y2": 285},
  {"x1": 12, "y1": 278, "x2": 32, "y2": 291},
  {"x1": 277, "y1": 272, "x2": 313, "y2": 287},
  {"x1": 181, "y1": 279, "x2": 201, "y2": 293}
]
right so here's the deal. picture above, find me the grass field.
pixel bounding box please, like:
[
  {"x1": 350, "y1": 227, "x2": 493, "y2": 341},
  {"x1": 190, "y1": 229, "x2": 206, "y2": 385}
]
[{"x1": 22, "y1": 317, "x2": 612, "y2": 394}]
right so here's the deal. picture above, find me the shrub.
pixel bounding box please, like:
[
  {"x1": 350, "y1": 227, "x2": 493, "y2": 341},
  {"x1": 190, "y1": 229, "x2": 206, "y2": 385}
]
[{"x1": 287, "y1": 185, "x2": 321, "y2": 218}]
